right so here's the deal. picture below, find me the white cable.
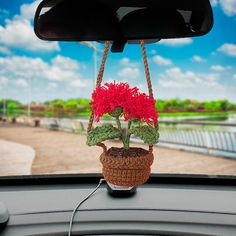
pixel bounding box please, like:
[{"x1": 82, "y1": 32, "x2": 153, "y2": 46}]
[{"x1": 68, "y1": 178, "x2": 105, "y2": 236}]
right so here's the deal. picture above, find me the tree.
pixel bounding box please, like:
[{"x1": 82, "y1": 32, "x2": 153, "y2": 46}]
[
  {"x1": 65, "y1": 99, "x2": 78, "y2": 109},
  {"x1": 155, "y1": 100, "x2": 164, "y2": 111},
  {"x1": 77, "y1": 98, "x2": 91, "y2": 112},
  {"x1": 51, "y1": 100, "x2": 65, "y2": 109}
]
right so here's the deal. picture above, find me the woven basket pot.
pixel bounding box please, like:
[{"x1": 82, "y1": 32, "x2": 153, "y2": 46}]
[{"x1": 100, "y1": 148, "x2": 154, "y2": 187}]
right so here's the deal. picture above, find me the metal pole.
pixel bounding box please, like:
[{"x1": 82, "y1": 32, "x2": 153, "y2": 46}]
[
  {"x1": 28, "y1": 78, "x2": 31, "y2": 117},
  {"x1": 2, "y1": 82, "x2": 7, "y2": 117},
  {"x1": 79, "y1": 42, "x2": 100, "y2": 89},
  {"x1": 3, "y1": 98, "x2": 6, "y2": 117}
]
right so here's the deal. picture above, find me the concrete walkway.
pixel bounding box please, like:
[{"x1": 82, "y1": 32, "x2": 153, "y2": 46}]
[
  {"x1": 0, "y1": 139, "x2": 35, "y2": 176},
  {"x1": 0, "y1": 123, "x2": 236, "y2": 176}
]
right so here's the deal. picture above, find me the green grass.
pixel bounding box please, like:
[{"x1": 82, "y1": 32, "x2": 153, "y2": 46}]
[
  {"x1": 79, "y1": 111, "x2": 236, "y2": 118},
  {"x1": 0, "y1": 108, "x2": 26, "y2": 118},
  {"x1": 1, "y1": 108, "x2": 236, "y2": 119},
  {"x1": 158, "y1": 111, "x2": 236, "y2": 117}
]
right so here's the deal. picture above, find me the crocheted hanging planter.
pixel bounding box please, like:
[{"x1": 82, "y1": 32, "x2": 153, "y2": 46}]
[
  {"x1": 100, "y1": 147, "x2": 154, "y2": 187},
  {"x1": 87, "y1": 41, "x2": 159, "y2": 187}
]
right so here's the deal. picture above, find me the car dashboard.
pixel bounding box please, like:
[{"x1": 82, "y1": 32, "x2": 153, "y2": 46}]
[{"x1": 0, "y1": 174, "x2": 236, "y2": 236}]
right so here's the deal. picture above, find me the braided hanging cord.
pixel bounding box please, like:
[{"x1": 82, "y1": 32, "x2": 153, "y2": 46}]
[
  {"x1": 87, "y1": 40, "x2": 158, "y2": 153},
  {"x1": 140, "y1": 40, "x2": 158, "y2": 129},
  {"x1": 140, "y1": 40, "x2": 154, "y2": 98},
  {"x1": 140, "y1": 40, "x2": 158, "y2": 152},
  {"x1": 87, "y1": 41, "x2": 111, "y2": 133}
]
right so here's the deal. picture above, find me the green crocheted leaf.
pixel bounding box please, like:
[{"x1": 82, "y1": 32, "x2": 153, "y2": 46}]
[
  {"x1": 129, "y1": 125, "x2": 159, "y2": 145},
  {"x1": 87, "y1": 125, "x2": 122, "y2": 146}
]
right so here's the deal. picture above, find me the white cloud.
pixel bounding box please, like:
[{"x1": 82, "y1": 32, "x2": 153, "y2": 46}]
[
  {"x1": 0, "y1": 0, "x2": 60, "y2": 52},
  {"x1": 0, "y1": 56, "x2": 45, "y2": 81},
  {"x1": 156, "y1": 67, "x2": 233, "y2": 100},
  {"x1": 219, "y1": 0, "x2": 236, "y2": 16},
  {"x1": 79, "y1": 42, "x2": 102, "y2": 53},
  {"x1": 0, "y1": 55, "x2": 82, "y2": 83},
  {"x1": 69, "y1": 80, "x2": 89, "y2": 88},
  {"x1": 118, "y1": 67, "x2": 140, "y2": 78},
  {"x1": 158, "y1": 67, "x2": 221, "y2": 89},
  {"x1": 18, "y1": 0, "x2": 41, "y2": 21},
  {"x1": 153, "y1": 55, "x2": 173, "y2": 66},
  {"x1": 0, "y1": 46, "x2": 11, "y2": 55},
  {"x1": 48, "y1": 82, "x2": 58, "y2": 89},
  {"x1": 0, "y1": 19, "x2": 60, "y2": 52},
  {"x1": 211, "y1": 0, "x2": 236, "y2": 16},
  {"x1": 0, "y1": 76, "x2": 8, "y2": 85},
  {"x1": 119, "y1": 58, "x2": 130, "y2": 65},
  {"x1": 158, "y1": 38, "x2": 193, "y2": 47},
  {"x1": 218, "y1": 43, "x2": 236, "y2": 56},
  {"x1": 118, "y1": 58, "x2": 141, "y2": 79},
  {"x1": 210, "y1": 0, "x2": 218, "y2": 7},
  {"x1": 51, "y1": 55, "x2": 79, "y2": 71},
  {"x1": 44, "y1": 66, "x2": 80, "y2": 82},
  {"x1": 233, "y1": 74, "x2": 236, "y2": 80},
  {"x1": 15, "y1": 79, "x2": 28, "y2": 87},
  {"x1": 192, "y1": 55, "x2": 206, "y2": 63},
  {"x1": 210, "y1": 65, "x2": 231, "y2": 71},
  {"x1": 0, "y1": 54, "x2": 93, "y2": 101},
  {"x1": 119, "y1": 57, "x2": 139, "y2": 67}
]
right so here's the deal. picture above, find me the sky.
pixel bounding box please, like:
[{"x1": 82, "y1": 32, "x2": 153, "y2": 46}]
[{"x1": 0, "y1": 0, "x2": 236, "y2": 103}]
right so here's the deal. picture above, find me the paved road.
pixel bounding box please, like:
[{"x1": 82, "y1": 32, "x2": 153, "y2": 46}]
[
  {"x1": 0, "y1": 139, "x2": 35, "y2": 175},
  {"x1": 0, "y1": 123, "x2": 236, "y2": 176}
]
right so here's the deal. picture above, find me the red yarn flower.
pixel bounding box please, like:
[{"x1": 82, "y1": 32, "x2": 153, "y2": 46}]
[
  {"x1": 124, "y1": 92, "x2": 158, "y2": 125},
  {"x1": 91, "y1": 81, "x2": 138, "y2": 122},
  {"x1": 91, "y1": 81, "x2": 158, "y2": 124}
]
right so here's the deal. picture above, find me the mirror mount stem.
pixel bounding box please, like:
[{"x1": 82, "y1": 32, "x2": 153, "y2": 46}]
[{"x1": 111, "y1": 38, "x2": 127, "y2": 53}]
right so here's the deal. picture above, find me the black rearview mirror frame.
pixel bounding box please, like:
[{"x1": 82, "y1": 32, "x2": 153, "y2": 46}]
[{"x1": 34, "y1": 0, "x2": 213, "y2": 52}]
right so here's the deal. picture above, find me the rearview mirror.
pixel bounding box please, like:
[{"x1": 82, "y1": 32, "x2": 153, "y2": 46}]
[{"x1": 34, "y1": 0, "x2": 213, "y2": 52}]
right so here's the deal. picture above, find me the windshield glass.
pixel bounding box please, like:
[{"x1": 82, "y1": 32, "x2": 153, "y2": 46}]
[{"x1": 0, "y1": 0, "x2": 235, "y2": 177}]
